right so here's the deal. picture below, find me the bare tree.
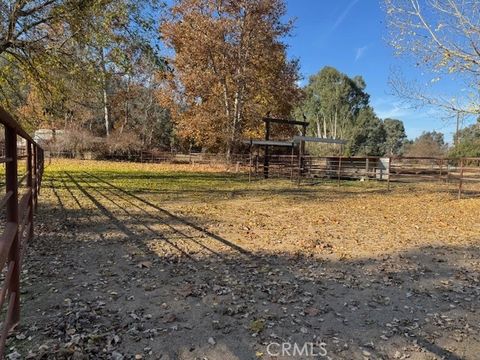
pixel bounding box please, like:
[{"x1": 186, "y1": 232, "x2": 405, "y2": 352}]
[{"x1": 385, "y1": 0, "x2": 480, "y2": 115}]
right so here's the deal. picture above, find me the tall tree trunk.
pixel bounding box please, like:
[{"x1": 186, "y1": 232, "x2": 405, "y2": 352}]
[
  {"x1": 328, "y1": 115, "x2": 331, "y2": 138},
  {"x1": 228, "y1": 10, "x2": 248, "y2": 158},
  {"x1": 230, "y1": 92, "x2": 239, "y2": 158},
  {"x1": 323, "y1": 115, "x2": 327, "y2": 138},
  {"x1": 120, "y1": 77, "x2": 131, "y2": 135},
  {"x1": 222, "y1": 82, "x2": 233, "y2": 158},
  {"x1": 103, "y1": 87, "x2": 109, "y2": 136},
  {"x1": 207, "y1": 49, "x2": 232, "y2": 156},
  {"x1": 99, "y1": 48, "x2": 110, "y2": 137},
  {"x1": 230, "y1": 82, "x2": 244, "y2": 158},
  {"x1": 334, "y1": 110, "x2": 338, "y2": 139}
]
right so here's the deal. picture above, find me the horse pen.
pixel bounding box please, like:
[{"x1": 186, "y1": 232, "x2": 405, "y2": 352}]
[
  {"x1": 0, "y1": 160, "x2": 476, "y2": 358},
  {"x1": 247, "y1": 154, "x2": 480, "y2": 197},
  {"x1": 0, "y1": 111, "x2": 479, "y2": 359}
]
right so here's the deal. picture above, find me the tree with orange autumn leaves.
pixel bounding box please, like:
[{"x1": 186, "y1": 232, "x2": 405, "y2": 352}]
[{"x1": 160, "y1": 0, "x2": 302, "y2": 155}]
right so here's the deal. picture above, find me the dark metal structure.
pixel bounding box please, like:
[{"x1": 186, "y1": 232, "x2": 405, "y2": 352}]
[
  {"x1": 262, "y1": 117, "x2": 308, "y2": 178},
  {"x1": 246, "y1": 117, "x2": 348, "y2": 179},
  {"x1": 0, "y1": 107, "x2": 44, "y2": 356},
  {"x1": 292, "y1": 136, "x2": 347, "y2": 145}
]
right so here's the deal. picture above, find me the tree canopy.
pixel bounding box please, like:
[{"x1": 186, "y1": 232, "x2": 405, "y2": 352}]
[
  {"x1": 295, "y1": 66, "x2": 369, "y2": 140},
  {"x1": 160, "y1": 0, "x2": 301, "y2": 154},
  {"x1": 296, "y1": 66, "x2": 407, "y2": 156},
  {"x1": 347, "y1": 107, "x2": 386, "y2": 156},
  {"x1": 383, "y1": 118, "x2": 407, "y2": 156},
  {"x1": 404, "y1": 131, "x2": 448, "y2": 157},
  {"x1": 0, "y1": 0, "x2": 172, "y2": 150},
  {"x1": 0, "y1": 1, "x2": 465, "y2": 158},
  {"x1": 449, "y1": 119, "x2": 480, "y2": 157}
]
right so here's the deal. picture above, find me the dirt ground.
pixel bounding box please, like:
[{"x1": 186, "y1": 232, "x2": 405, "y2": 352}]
[{"x1": 6, "y1": 159, "x2": 480, "y2": 359}]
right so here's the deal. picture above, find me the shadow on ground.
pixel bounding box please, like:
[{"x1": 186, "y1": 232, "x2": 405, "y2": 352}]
[{"x1": 8, "y1": 171, "x2": 480, "y2": 359}]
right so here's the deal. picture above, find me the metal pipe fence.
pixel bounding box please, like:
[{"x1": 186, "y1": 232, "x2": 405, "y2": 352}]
[
  {"x1": 248, "y1": 155, "x2": 389, "y2": 181},
  {"x1": 0, "y1": 108, "x2": 44, "y2": 357},
  {"x1": 247, "y1": 154, "x2": 480, "y2": 197},
  {"x1": 48, "y1": 150, "x2": 250, "y2": 166},
  {"x1": 48, "y1": 150, "x2": 480, "y2": 197}
]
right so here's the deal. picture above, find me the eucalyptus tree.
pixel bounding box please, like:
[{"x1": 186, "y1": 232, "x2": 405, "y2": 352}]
[
  {"x1": 79, "y1": 0, "x2": 164, "y2": 136},
  {"x1": 347, "y1": 107, "x2": 387, "y2": 156},
  {"x1": 383, "y1": 118, "x2": 407, "y2": 155},
  {"x1": 296, "y1": 66, "x2": 369, "y2": 140},
  {"x1": 450, "y1": 119, "x2": 480, "y2": 157}
]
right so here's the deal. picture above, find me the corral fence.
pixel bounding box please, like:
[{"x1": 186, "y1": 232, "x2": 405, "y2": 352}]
[
  {"x1": 0, "y1": 108, "x2": 44, "y2": 356},
  {"x1": 49, "y1": 150, "x2": 250, "y2": 170},
  {"x1": 248, "y1": 155, "x2": 480, "y2": 198},
  {"x1": 48, "y1": 150, "x2": 480, "y2": 198}
]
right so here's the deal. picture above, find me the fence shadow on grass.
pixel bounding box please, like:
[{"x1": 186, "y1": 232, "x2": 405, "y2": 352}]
[{"x1": 53, "y1": 168, "x2": 470, "y2": 206}]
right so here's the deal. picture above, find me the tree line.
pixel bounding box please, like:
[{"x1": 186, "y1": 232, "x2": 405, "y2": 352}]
[{"x1": 1, "y1": 0, "x2": 478, "y2": 158}]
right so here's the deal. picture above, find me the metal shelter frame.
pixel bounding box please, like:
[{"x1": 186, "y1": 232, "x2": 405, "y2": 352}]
[{"x1": 246, "y1": 117, "x2": 346, "y2": 179}]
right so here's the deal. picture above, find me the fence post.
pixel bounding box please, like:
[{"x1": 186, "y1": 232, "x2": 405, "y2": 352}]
[
  {"x1": 37, "y1": 149, "x2": 42, "y2": 195},
  {"x1": 27, "y1": 141, "x2": 34, "y2": 241},
  {"x1": 297, "y1": 154, "x2": 303, "y2": 185},
  {"x1": 264, "y1": 120, "x2": 271, "y2": 179},
  {"x1": 290, "y1": 147, "x2": 294, "y2": 181},
  {"x1": 40, "y1": 149, "x2": 43, "y2": 190},
  {"x1": 32, "y1": 144, "x2": 37, "y2": 210},
  {"x1": 439, "y1": 159, "x2": 443, "y2": 182},
  {"x1": 5, "y1": 126, "x2": 20, "y2": 327},
  {"x1": 337, "y1": 156, "x2": 342, "y2": 187},
  {"x1": 387, "y1": 157, "x2": 392, "y2": 191},
  {"x1": 248, "y1": 152, "x2": 252, "y2": 182},
  {"x1": 446, "y1": 159, "x2": 450, "y2": 183},
  {"x1": 458, "y1": 158, "x2": 464, "y2": 199},
  {"x1": 365, "y1": 158, "x2": 369, "y2": 180}
]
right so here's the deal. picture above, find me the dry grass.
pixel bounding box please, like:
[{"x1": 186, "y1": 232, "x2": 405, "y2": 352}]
[
  {"x1": 174, "y1": 182, "x2": 480, "y2": 259},
  {"x1": 42, "y1": 159, "x2": 480, "y2": 260}
]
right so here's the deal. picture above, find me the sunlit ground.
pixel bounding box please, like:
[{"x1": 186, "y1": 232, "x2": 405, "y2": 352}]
[{"x1": 9, "y1": 159, "x2": 480, "y2": 359}]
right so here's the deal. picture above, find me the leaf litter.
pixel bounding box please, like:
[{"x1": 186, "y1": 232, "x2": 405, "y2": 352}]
[{"x1": 7, "y1": 159, "x2": 480, "y2": 359}]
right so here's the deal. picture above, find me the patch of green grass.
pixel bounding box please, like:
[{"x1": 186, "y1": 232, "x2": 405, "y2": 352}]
[
  {"x1": 42, "y1": 159, "x2": 392, "y2": 207},
  {"x1": 45, "y1": 159, "x2": 253, "y2": 193}
]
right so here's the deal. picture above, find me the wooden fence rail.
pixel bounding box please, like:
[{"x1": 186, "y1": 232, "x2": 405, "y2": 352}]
[{"x1": 0, "y1": 108, "x2": 44, "y2": 357}]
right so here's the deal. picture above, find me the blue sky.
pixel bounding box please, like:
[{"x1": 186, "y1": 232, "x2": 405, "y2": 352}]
[{"x1": 283, "y1": 0, "x2": 465, "y2": 142}]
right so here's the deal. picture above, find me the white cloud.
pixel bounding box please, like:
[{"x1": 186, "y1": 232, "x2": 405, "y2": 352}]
[
  {"x1": 355, "y1": 46, "x2": 368, "y2": 61},
  {"x1": 375, "y1": 101, "x2": 439, "y2": 120},
  {"x1": 375, "y1": 103, "x2": 411, "y2": 119},
  {"x1": 331, "y1": 0, "x2": 360, "y2": 32},
  {"x1": 371, "y1": 96, "x2": 455, "y2": 141},
  {"x1": 372, "y1": 97, "x2": 411, "y2": 119}
]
